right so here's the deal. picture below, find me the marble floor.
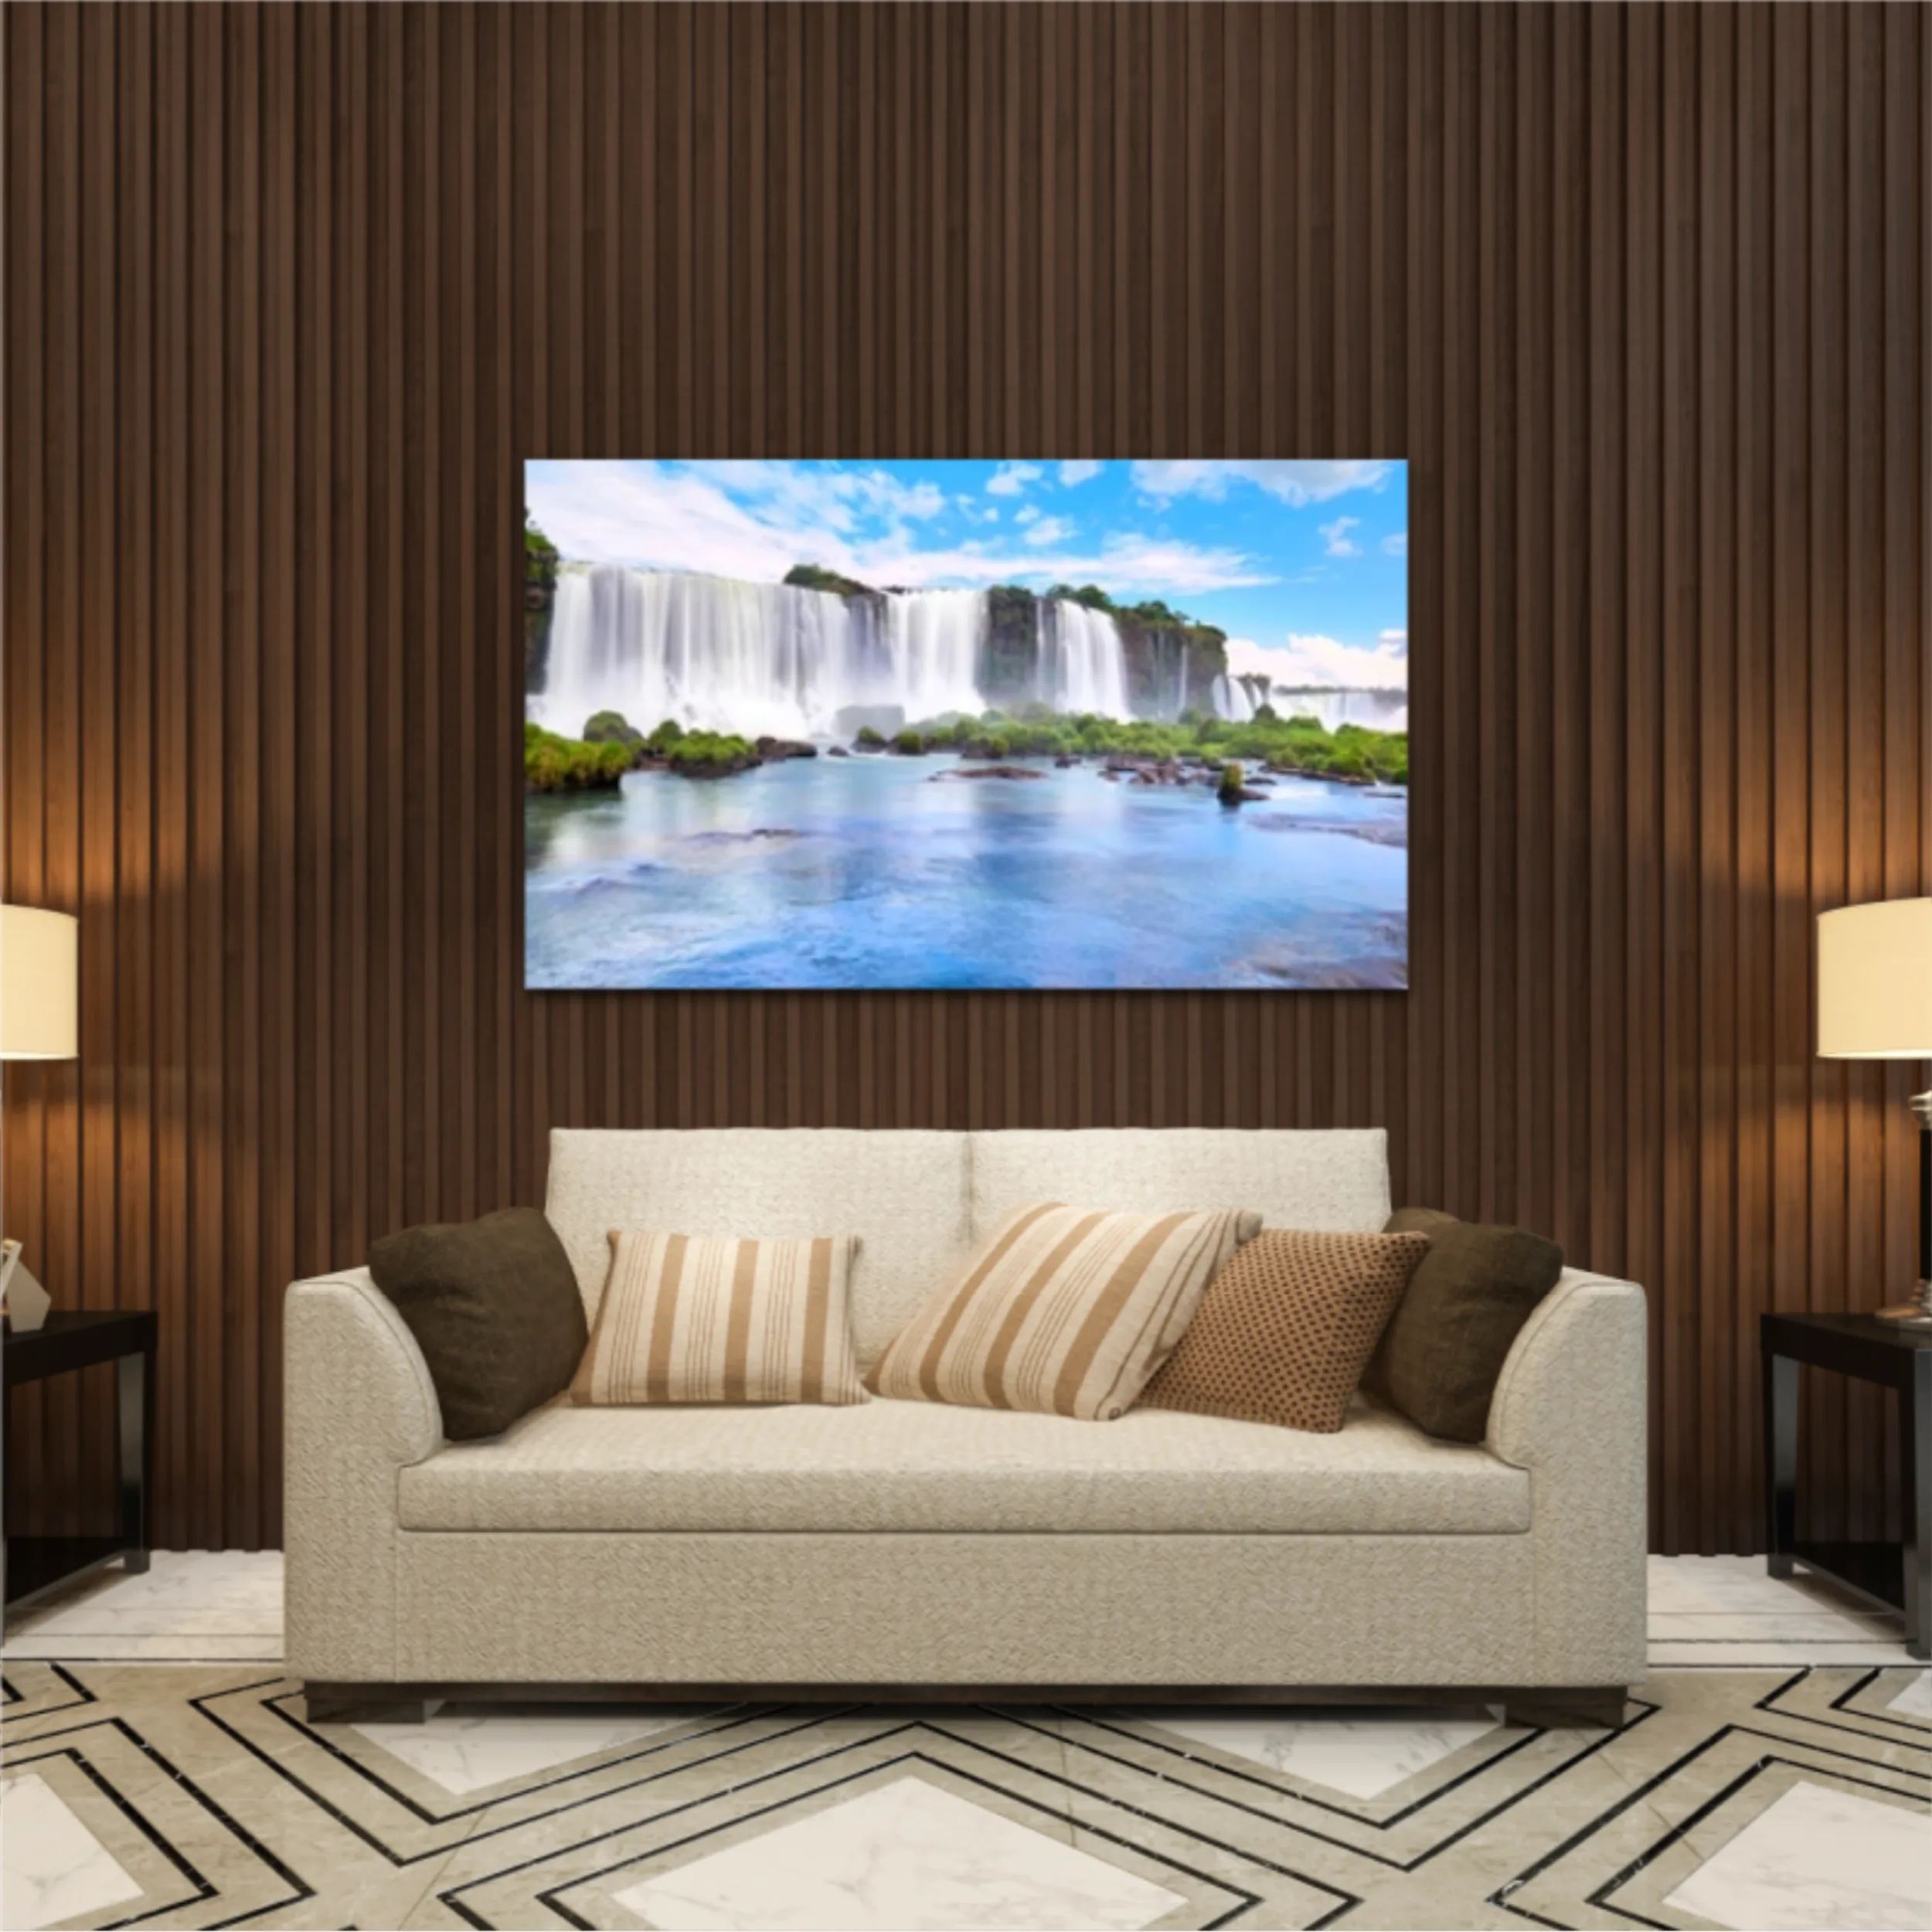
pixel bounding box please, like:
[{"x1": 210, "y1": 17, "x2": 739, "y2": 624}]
[{"x1": 2, "y1": 1553, "x2": 1927, "y2": 1930}]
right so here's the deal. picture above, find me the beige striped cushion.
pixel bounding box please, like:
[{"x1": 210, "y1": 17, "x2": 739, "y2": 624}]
[
  {"x1": 868, "y1": 1202, "x2": 1261, "y2": 1421},
  {"x1": 570, "y1": 1231, "x2": 866, "y2": 1407}
]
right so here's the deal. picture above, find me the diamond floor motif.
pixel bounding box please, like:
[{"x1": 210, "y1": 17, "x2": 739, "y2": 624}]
[
  {"x1": 1116, "y1": 1702, "x2": 1507, "y2": 1800},
  {"x1": 1662, "y1": 1779, "x2": 1932, "y2": 1932},
  {"x1": 0, "y1": 1771, "x2": 145, "y2": 1932},
  {"x1": 2, "y1": 1664, "x2": 1926, "y2": 1929},
  {"x1": 614, "y1": 1774, "x2": 1187, "y2": 1931},
  {"x1": 350, "y1": 1706, "x2": 707, "y2": 1795}
]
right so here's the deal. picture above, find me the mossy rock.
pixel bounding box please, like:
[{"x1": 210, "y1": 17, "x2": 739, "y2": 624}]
[{"x1": 524, "y1": 722, "x2": 632, "y2": 793}]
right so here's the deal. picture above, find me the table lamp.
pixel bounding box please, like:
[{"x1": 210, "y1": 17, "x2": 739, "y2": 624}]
[
  {"x1": 1, "y1": 903, "x2": 77, "y2": 1331},
  {"x1": 1818, "y1": 896, "x2": 1932, "y2": 1325}
]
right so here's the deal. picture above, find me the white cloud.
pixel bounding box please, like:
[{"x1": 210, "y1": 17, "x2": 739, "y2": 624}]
[
  {"x1": 986, "y1": 461, "x2": 1043, "y2": 497},
  {"x1": 1058, "y1": 459, "x2": 1103, "y2": 487},
  {"x1": 1382, "y1": 530, "x2": 1408, "y2": 556},
  {"x1": 1320, "y1": 515, "x2": 1362, "y2": 558},
  {"x1": 1225, "y1": 631, "x2": 1408, "y2": 692},
  {"x1": 1378, "y1": 628, "x2": 1408, "y2": 653},
  {"x1": 1015, "y1": 505, "x2": 1040, "y2": 525},
  {"x1": 526, "y1": 460, "x2": 1277, "y2": 597},
  {"x1": 1131, "y1": 458, "x2": 1392, "y2": 506}
]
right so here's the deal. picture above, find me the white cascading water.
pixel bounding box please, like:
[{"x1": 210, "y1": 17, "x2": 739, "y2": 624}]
[
  {"x1": 1282, "y1": 688, "x2": 1409, "y2": 733},
  {"x1": 880, "y1": 587, "x2": 992, "y2": 725},
  {"x1": 1037, "y1": 600, "x2": 1131, "y2": 717},
  {"x1": 1211, "y1": 674, "x2": 1257, "y2": 723},
  {"x1": 535, "y1": 564, "x2": 1138, "y2": 738}
]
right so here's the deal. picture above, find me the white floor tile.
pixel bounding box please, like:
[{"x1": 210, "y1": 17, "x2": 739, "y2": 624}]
[
  {"x1": 1648, "y1": 1611, "x2": 1901, "y2": 1642},
  {"x1": 1111, "y1": 1704, "x2": 1505, "y2": 1801},
  {"x1": 614, "y1": 1775, "x2": 1186, "y2": 1931},
  {"x1": 1647, "y1": 1641, "x2": 1913, "y2": 1668},
  {"x1": 0, "y1": 1634, "x2": 286, "y2": 1662},
  {"x1": 1883, "y1": 1671, "x2": 1932, "y2": 1719},
  {"x1": 0, "y1": 1771, "x2": 145, "y2": 1932},
  {"x1": 350, "y1": 1709, "x2": 711, "y2": 1796},
  {"x1": 1662, "y1": 1779, "x2": 1932, "y2": 1931}
]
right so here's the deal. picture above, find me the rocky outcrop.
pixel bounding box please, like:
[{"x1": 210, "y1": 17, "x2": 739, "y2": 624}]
[
  {"x1": 978, "y1": 584, "x2": 1044, "y2": 707},
  {"x1": 523, "y1": 518, "x2": 561, "y2": 692},
  {"x1": 1116, "y1": 615, "x2": 1228, "y2": 718}
]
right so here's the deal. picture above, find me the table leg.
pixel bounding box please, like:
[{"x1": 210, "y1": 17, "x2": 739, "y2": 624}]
[
  {"x1": 117, "y1": 1345, "x2": 151, "y2": 1575},
  {"x1": 1764, "y1": 1347, "x2": 1799, "y2": 1578},
  {"x1": 1908, "y1": 1352, "x2": 1930, "y2": 1662}
]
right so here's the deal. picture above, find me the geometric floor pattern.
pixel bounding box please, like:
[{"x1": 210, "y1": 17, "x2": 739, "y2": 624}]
[{"x1": 2, "y1": 1665, "x2": 1927, "y2": 1930}]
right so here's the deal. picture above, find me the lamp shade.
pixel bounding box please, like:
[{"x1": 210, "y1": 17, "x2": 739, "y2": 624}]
[
  {"x1": 0, "y1": 904, "x2": 78, "y2": 1059},
  {"x1": 1817, "y1": 897, "x2": 1932, "y2": 1059}
]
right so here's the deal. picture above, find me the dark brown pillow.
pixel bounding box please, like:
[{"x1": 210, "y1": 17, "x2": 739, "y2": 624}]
[
  {"x1": 369, "y1": 1207, "x2": 588, "y2": 1440},
  {"x1": 1138, "y1": 1229, "x2": 1430, "y2": 1433},
  {"x1": 1365, "y1": 1207, "x2": 1563, "y2": 1442}
]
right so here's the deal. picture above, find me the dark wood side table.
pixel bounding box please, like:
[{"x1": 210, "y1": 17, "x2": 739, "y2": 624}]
[
  {"x1": 2, "y1": 1309, "x2": 157, "y2": 1617},
  {"x1": 1761, "y1": 1311, "x2": 1931, "y2": 1661}
]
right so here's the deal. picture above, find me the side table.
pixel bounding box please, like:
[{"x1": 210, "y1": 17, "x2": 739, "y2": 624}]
[
  {"x1": 1760, "y1": 1311, "x2": 1931, "y2": 1661},
  {"x1": 2, "y1": 1308, "x2": 157, "y2": 1617}
]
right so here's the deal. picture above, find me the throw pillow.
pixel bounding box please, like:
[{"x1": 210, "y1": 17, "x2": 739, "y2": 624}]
[
  {"x1": 369, "y1": 1206, "x2": 588, "y2": 1441},
  {"x1": 570, "y1": 1231, "x2": 866, "y2": 1406},
  {"x1": 1138, "y1": 1228, "x2": 1431, "y2": 1433},
  {"x1": 1365, "y1": 1207, "x2": 1563, "y2": 1441},
  {"x1": 868, "y1": 1202, "x2": 1260, "y2": 1421}
]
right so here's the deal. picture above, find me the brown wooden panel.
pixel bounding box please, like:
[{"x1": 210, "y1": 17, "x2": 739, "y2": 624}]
[{"x1": 2, "y1": 2, "x2": 1926, "y2": 1555}]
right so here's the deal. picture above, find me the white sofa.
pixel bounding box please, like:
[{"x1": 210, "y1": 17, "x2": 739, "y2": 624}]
[{"x1": 285, "y1": 1128, "x2": 1646, "y2": 1723}]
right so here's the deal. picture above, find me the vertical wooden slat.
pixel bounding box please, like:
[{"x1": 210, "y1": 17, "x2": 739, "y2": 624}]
[
  {"x1": 187, "y1": 0, "x2": 226, "y2": 1549},
  {"x1": 3, "y1": 2, "x2": 1925, "y2": 1555},
  {"x1": 223, "y1": 0, "x2": 263, "y2": 1546},
  {"x1": 6, "y1": 0, "x2": 52, "y2": 1533},
  {"x1": 77, "y1": 1, "x2": 120, "y2": 1526}
]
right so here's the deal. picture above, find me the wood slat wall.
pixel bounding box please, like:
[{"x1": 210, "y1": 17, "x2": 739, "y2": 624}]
[{"x1": 3, "y1": 2, "x2": 1927, "y2": 1556}]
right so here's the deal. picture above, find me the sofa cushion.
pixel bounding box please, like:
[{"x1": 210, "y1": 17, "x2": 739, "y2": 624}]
[
  {"x1": 396, "y1": 1395, "x2": 1530, "y2": 1536},
  {"x1": 1369, "y1": 1209, "x2": 1565, "y2": 1443},
  {"x1": 1140, "y1": 1228, "x2": 1431, "y2": 1433},
  {"x1": 571, "y1": 1231, "x2": 866, "y2": 1406},
  {"x1": 868, "y1": 1202, "x2": 1260, "y2": 1421},
  {"x1": 968, "y1": 1128, "x2": 1393, "y2": 1241},
  {"x1": 544, "y1": 1129, "x2": 970, "y2": 1369},
  {"x1": 369, "y1": 1208, "x2": 588, "y2": 1441}
]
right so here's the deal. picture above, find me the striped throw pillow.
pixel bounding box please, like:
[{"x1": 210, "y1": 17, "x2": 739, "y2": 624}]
[
  {"x1": 570, "y1": 1231, "x2": 866, "y2": 1406},
  {"x1": 868, "y1": 1202, "x2": 1260, "y2": 1421}
]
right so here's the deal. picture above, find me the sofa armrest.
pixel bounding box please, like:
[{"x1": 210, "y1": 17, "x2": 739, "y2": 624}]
[
  {"x1": 284, "y1": 1267, "x2": 441, "y2": 1679},
  {"x1": 1486, "y1": 1267, "x2": 1648, "y2": 1684}
]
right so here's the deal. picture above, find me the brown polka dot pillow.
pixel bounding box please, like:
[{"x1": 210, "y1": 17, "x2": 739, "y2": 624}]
[{"x1": 1137, "y1": 1229, "x2": 1430, "y2": 1434}]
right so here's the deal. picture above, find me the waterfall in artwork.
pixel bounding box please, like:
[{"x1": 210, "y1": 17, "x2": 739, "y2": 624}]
[{"x1": 536, "y1": 566, "x2": 1138, "y2": 737}]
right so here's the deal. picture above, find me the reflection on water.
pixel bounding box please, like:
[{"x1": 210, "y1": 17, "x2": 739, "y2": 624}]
[{"x1": 525, "y1": 753, "x2": 1408, "y2": 992}]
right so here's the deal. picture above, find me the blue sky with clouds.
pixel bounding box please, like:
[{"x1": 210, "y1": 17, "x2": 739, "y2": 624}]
[{"x1": 526, "y1": 457, "x2": 1408, "y2": 690}]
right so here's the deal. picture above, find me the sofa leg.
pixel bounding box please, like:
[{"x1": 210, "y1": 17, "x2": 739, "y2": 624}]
[
  {"x1": 302, "y1": 1683, "x2": 441, "y2": 1726},
  {"x1": 1502, "y1": 1689, "x2": 1628, "y2": 1730}
]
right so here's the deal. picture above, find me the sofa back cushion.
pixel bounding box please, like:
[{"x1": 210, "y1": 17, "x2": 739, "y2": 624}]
[
  {"x1": 546, "y1": 1130, "x2": 969, "y2": 1368},
  {"x1": 546, "y1": 1127, "x2": 1393, "y2": 1372},
  {"x1": 969, "y1": 1129, "x2": 1392, "y2": 1241}
]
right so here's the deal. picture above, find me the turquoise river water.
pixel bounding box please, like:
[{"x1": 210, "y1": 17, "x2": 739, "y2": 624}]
[{"x1": 525, "y1": 752, "x2": 1407, "y2": 992}]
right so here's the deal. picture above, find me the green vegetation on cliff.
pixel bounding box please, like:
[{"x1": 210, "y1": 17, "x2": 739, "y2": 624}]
[
  {"x1": 784, "y1": 563, "x2": 874, "y2": 599},
  {"x1": 523, "y1": 514, "x2": 562, "y2": 694},
  {"x1": 525, "y1": 721, "x2": 631, "y2": 792},
  {"x1": 1044, "y1": 582, "x2": 1226, "y2": 646},
  {"x1": 882, "y1": 705, "x2": 1406, "y2": 784},
  {"x1": 525, "y1": 514, "x2": 560, "y2": 583}
]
